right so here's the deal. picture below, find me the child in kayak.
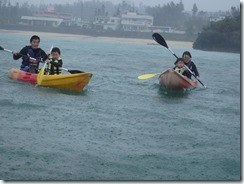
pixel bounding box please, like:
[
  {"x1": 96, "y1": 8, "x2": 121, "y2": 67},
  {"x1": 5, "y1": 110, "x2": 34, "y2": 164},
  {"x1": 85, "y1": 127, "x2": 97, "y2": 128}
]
[
  {"x1": 45, "y1": 47, "x2": 63, "y2": 75},
  {"x1": 173, "y1": 58, "x2": 186, "y2": 75}
]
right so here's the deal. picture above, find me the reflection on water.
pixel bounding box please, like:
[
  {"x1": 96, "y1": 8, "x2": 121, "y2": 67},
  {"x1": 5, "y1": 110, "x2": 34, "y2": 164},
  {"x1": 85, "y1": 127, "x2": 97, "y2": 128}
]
[
  {"x1": 155, "y1": 83, "x2": 191, "y2": 97},
  {"x1": 34, "y1": 85, "x2": 91, "y2": 96}
]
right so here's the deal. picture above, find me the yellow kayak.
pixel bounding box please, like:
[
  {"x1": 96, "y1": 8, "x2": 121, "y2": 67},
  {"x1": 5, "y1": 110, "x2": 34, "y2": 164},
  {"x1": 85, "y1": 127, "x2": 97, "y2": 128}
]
[{"x1": 37, "y1": 70, "x2": 92, "y2": 92}]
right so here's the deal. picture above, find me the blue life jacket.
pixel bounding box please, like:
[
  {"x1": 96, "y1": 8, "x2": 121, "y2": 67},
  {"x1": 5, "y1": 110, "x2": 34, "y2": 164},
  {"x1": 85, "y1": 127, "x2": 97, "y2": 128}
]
[{"x1": 21, "y1": 47, "x2": 42, "y2": 73}]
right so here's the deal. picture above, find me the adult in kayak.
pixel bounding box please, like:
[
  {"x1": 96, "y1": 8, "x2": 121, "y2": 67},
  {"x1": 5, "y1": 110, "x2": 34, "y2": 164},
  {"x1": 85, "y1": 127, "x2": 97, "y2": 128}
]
[
  {"x1": 181, "y1": 51, "x2": 199, "y2": 80},
  {"x1": 13, "y1": 35, "x2": 48, "y2": 74}
]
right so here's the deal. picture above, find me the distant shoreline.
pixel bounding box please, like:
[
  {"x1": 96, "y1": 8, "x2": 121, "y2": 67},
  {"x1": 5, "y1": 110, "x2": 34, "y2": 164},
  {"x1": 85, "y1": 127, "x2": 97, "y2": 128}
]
[{"x1": 0, "y1": 29, "x2": 193, "y2": 47}]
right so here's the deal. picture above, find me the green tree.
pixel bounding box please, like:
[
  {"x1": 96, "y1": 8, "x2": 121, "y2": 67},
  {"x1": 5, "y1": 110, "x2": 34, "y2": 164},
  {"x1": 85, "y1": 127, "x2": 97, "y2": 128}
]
[
  {"x1": 192, "y1": 3, "x2": 198, "y2": 17},
  {"x1": 185, "y1": 4, "x2": 201, "y2": 35},
  {"x1": 145, "y1": 1, "x2": 185, "y2": 29},
  {"x1": 193, "y1": 8, "x2": 240, "y2": 53}
]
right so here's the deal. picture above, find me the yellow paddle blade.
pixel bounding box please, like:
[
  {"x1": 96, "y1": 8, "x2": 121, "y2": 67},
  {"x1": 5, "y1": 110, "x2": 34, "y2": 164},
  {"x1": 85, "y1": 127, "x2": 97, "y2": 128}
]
[
  {"x1": 37, "y1": 46, "x2": 53, "y2": 85},
  {"x1": 37, "y1": 64, "x2": 46, "y2": 85},
  {"x1": 138, "y1": 73, "x2": 159, "y2": 80}
]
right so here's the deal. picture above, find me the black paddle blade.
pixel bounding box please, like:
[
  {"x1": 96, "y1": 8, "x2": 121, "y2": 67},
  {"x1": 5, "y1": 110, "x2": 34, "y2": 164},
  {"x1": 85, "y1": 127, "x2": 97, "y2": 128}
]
[
  {"x1": 68, "y1": 70, "x2": 84, "y2": 74},
  {"x1": 152, "y1": 33, "x2": 168, "y2": 48},
  {"x1": 0, "y1": 46, "x2": 4, "y2": 50}
]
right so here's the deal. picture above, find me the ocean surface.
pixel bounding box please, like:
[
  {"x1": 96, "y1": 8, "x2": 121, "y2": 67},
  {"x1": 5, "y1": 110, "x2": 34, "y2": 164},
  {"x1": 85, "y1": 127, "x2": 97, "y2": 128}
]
[{"x1": 0, "y1": 32, "x2": 240, "y2": 181}]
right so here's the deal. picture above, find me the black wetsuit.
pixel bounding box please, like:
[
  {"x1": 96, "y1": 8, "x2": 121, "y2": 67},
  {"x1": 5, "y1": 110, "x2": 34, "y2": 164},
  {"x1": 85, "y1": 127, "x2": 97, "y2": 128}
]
[
  {"x1": 13, "y1": 46, "x2": 48, "y2": 73},
  {"x1": 184, "y1": 61, "x2": 199, "y2": 79}
]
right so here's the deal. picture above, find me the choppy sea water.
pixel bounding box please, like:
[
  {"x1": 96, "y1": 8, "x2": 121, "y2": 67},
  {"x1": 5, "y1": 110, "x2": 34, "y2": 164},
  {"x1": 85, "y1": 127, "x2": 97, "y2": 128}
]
[{"x1": 0, "y1": 32, "x2": 240, "y2": 180}]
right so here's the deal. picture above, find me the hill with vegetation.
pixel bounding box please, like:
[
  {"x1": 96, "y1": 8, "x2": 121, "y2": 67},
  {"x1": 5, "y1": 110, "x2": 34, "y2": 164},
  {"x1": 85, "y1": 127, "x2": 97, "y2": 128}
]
[{"x1": 193, "y1": 7, "x2": 240, "y2": 53}]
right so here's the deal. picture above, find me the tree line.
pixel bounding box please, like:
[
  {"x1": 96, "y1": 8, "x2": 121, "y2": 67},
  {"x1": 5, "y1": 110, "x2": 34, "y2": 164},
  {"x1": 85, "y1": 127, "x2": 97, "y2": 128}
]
[{"x1": 0, "y1": 0, "x2": 234, "y2": 30}]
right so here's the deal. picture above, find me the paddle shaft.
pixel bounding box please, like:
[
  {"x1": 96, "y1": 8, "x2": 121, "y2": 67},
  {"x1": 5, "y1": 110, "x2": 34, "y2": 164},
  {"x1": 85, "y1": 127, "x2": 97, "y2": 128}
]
[
  {"x1": 3, "y1": 48, "x2": 13, "y2": 53},
  {"x1": 1, "y1": 47, "x2": 40, "y2": 61}
]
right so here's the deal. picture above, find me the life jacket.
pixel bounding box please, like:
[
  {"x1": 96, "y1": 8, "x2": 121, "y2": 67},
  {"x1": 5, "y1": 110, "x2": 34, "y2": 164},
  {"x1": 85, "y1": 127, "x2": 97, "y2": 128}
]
[
  {"x1": 47, "y1": 57, "x2": 62, "y2": 75},
  {"x1": 21, "y1": 47, "x2": 42, "y2": 73},
  {"x1": 175, "y1": 67, "x2": 185, "y2": 75}
]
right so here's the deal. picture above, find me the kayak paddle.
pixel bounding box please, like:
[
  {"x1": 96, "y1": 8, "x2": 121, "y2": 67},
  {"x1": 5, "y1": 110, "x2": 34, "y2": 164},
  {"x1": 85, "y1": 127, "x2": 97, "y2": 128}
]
[
  {"x1": 37, "y1": 62, "x2": 46, "y2": 85},
  {"x1": 138, "y1": 73, "x2": 161, "y2": 80},
  {"x1": 152, "y1": 33, "x2": 207, "y2": 88},
  {"x1": 37, "y1": 46, "x2": 53, "y2": 85},
  {"x1": 0, "y1": 46, "x2": 14, "y2": 53},
  {"x1": 0, "y1": 45, "x2": 40, "y2": 61},
  {"x1": 62, "y1": 67, "x2": 84, "y2": 74}
]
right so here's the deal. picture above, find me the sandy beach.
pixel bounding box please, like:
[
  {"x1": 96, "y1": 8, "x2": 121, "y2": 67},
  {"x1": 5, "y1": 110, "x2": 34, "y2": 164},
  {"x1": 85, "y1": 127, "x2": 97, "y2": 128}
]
[{"x1": 0, "y1": 29, "x2": 193, "y2": 47}]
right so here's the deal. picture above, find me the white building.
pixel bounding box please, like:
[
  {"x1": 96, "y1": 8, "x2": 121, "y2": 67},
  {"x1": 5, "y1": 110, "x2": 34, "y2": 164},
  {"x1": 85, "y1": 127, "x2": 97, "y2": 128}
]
[
  {"x1": 150, "y1": 26, "x2": 172, "y2": 33},
  {"x1": 121, "y1": 12, "x2": 153, "y2": 32},
  {"x1": 103, "y1": 17, "x2": 121, "y2": 31},
  {"x1": 93, "y1": 16, "x2": 121, "y2": 31},
  {"x1": 20, "y1": 16, "x2": 63, "y2": 27},
  {"x1": 20, "y1": 7, "x2": 72, "y2": 27},
  {"x1": 73, "y1": 18, "x2": 91, "y2": 29},
  {"x1": 209, "y1": 16, "x2": 225, "y2": 22}
]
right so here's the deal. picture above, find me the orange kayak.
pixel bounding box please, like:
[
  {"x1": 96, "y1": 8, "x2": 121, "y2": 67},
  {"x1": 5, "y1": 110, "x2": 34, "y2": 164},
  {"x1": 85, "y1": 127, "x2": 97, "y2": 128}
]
[{"x1": 159, "y1": 69, "x2": 198, "y2": 90}]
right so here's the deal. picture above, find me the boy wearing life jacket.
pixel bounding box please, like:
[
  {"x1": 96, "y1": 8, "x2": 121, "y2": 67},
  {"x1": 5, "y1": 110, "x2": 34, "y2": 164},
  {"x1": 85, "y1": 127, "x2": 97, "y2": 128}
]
[
  {"x1": 173, "y1": 58, "x2": 186, "y2": 75},
  {"x1": 13, "y1": 35, "x2": 48, "y2": 73},
  {"x1": 46, "y1": 47, "x2": 63, "y2": 75}
]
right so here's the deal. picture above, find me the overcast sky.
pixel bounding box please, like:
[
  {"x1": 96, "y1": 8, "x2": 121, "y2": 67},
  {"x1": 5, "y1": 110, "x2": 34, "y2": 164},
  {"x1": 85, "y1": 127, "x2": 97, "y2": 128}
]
[{"x1": 11, "y1": 0, "x2": 240, "y2": 12}]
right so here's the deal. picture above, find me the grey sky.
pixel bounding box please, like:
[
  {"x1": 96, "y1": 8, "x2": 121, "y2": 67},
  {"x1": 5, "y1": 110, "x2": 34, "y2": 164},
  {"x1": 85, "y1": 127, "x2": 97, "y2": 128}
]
[{"x1": 11, "y1": 0, "x2": 240, "y2": 12}]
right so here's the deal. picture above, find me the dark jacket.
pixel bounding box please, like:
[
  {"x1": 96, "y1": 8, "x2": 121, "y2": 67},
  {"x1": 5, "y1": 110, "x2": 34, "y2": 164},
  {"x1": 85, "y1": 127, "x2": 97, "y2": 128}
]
[
  {"x1": 13, "y1": 46, "x2": 48, "y2": 73},
  {"x1": 184, "y1": 61, "x2": 199, "y2": 79}
]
